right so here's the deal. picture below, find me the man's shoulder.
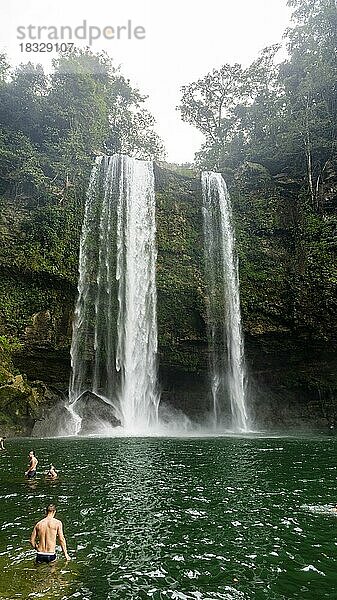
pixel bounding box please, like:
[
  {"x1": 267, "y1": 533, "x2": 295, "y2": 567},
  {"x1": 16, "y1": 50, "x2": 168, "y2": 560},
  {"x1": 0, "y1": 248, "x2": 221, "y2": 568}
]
[
  {"x1": 47, "y1": 517, "x2": 61, "y2": 530},
  {"x1": 36, "y1": 518, "x2": 46, "y2": 527},
  {"x1": 53, "y1": 518, "x2": 63, "y2": 526}
]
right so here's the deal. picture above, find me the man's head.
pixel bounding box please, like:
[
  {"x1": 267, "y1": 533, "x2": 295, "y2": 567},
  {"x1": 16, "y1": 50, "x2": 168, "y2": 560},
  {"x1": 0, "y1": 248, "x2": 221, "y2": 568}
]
[
  {"x1": 46, "y1": 504, "x2": 56, "y2": 516},
  {"x1": 29, "y1": 450, "x2": 35, "y2": 457}
]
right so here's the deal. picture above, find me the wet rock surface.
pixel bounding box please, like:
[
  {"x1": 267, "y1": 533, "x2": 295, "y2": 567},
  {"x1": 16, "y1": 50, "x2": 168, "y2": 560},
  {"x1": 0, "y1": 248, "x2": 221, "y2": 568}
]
[{"x1": 75, "y1": 391, "x2": 122, "y2": 434}]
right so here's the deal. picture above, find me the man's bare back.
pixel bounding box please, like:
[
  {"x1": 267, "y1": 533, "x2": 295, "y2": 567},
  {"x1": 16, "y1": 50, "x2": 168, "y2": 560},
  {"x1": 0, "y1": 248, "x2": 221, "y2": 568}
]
[{"x1": 30, "y1": 504, "x2": 70, "y2": 563}]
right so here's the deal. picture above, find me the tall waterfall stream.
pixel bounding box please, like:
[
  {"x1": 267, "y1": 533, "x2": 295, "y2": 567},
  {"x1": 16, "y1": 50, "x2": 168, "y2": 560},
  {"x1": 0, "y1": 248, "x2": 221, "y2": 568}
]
[{"x1": 201, "y1": 172, "x2": 249, "y2": 431}]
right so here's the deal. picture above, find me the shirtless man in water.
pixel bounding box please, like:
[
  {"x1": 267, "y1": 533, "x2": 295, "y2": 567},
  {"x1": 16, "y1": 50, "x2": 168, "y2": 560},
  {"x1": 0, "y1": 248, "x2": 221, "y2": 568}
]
[
  {"x1": 30, "y1": 504, "x2": 70, "y2": 563},
  {"x1": 25, "y1": 450, "x2": 38, "y2": 478}
]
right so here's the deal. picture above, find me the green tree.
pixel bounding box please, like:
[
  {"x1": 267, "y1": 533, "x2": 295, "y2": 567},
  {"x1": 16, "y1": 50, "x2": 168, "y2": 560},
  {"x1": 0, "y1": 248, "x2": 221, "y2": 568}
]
[
  {"x1": 0, "y1": 49, "x2": 165, "y2": 205},
  {"x1": 0, "y1": 54, "x2": 10, "y2": 83},
  {"x1": 279, "y1": 0, "x2": 337, "y2": 207},
  {"x1": 179, "y1": 63, "x2": 244, "y2": 169},
  {"x1": 105, "y1": 74, "x2": 165, "y2": 159},
  {"x1": 179, "y1": 0, "x2": 337, "y2": 192},
  {"x1": 178, "y1": 49, "x2": 282, "y2": 172}
]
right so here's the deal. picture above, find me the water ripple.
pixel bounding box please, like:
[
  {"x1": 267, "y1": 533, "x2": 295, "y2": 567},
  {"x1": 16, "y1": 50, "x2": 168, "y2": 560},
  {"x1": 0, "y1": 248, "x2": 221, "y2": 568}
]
[{"x1": 1, "y1": 436, "x2": 337, "y2": 599}]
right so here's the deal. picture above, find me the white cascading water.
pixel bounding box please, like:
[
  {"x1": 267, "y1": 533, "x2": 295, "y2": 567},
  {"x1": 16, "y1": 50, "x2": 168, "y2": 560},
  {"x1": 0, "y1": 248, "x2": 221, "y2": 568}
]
[
  {"x1": 68, "y1": 156, "x2": 103, "y2": 434},
  {"x1": 115, "y1": 157, "x2": 160, "y2": 431},
  {"x1": 68, "y1": 154, "x2": 159, "y2": 433},
  {"x1": 201, "y1": 172, "x2": 249, "y2": 431}
]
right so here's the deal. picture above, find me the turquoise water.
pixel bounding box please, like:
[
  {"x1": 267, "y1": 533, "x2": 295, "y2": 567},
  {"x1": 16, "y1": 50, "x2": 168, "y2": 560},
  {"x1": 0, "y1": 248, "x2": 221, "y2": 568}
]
[{"x1": 1, "y1": 436, "x2": 337, "y2": 599}]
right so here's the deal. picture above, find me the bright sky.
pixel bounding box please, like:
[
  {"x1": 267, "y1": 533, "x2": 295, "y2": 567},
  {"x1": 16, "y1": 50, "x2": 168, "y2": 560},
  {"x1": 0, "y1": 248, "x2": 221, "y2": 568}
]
[{"x1": 0, "y1": 0, "x2": 292, "y2": 163}]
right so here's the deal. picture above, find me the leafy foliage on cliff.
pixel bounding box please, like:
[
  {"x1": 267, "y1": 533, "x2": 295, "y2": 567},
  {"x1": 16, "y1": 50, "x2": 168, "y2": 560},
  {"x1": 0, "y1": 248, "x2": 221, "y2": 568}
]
[{"x1": 155, "y1": 167, "x2": 206, "y2": 372}]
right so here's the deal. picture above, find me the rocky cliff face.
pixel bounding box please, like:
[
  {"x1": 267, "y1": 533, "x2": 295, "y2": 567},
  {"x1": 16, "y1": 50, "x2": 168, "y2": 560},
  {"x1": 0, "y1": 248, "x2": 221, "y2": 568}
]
[
  {"x1": 0, "y1": 162, "x2": 336, "y2": 435},
  {"x1": 0, "y1": 337, "x2": 62, "y2": 435},
  {"x1": 233, "y1": 161, "x2": 337, "y2": 430}
]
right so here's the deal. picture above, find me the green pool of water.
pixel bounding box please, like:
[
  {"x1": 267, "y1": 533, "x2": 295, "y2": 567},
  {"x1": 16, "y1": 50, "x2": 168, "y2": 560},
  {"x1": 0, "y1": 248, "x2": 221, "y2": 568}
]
[{"x1": 0, "y1": 435, "x2": 337, "y2": 599}]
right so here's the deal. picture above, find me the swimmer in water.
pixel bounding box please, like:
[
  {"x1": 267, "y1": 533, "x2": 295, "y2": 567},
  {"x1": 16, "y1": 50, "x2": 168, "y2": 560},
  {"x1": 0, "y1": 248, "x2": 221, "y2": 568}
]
[
  {"x1": 46, "y1": 464, "x2": 58, "y2": 480},
  {"x1": 25, "y1": 450, "x2": 38, "y2": 478},
  {"x1": 30, "y1": 504, "x2": 70, "y2": 563}
]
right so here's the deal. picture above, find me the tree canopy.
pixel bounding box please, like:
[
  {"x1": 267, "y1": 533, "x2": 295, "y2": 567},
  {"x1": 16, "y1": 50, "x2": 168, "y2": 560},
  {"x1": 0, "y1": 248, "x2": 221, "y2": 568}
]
[
  {"x1": 0, "y1": 48, "x2": 165, "y2": 204},
  {"x1": 178, "y1": 0, "x2": 337, "y2": 208}
]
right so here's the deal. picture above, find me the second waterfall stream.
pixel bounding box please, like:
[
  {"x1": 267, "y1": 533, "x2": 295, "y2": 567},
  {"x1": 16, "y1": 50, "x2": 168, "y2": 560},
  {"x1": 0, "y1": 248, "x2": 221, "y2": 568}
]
[{"x1": 201, "y1": 172, "x2": 249, "y2": 431}]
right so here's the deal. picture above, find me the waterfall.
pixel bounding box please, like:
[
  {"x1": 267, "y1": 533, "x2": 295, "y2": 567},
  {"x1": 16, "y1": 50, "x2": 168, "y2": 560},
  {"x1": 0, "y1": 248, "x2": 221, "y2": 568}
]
[
  {"x1": 201, "y1": 172, "x2": 249, "y2": 431},
  {"x1": 115, "y1": 157, "x2": 159, "y2": 431},
  {"x1": 69, "y1": 154, "x2": 159, "y2": 433}
]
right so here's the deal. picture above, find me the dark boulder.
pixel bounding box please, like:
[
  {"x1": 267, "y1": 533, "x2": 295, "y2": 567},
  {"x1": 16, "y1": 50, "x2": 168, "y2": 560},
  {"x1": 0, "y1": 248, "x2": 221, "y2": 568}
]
[{"x1": 74, "y1": 390, "x2": 121, "y2": 434}]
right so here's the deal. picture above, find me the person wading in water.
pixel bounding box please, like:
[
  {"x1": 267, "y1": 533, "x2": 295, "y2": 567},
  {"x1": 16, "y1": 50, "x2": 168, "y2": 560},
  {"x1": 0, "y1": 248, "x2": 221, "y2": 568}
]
[
  {"x1": 46, "y1": 464, "x2": 58, "y2": 480},
  {"x1": 25, "y1": 450, "x2": 38, "y2": 478},
  {"x1": 30, "y1": 504, "x2": 71, "y2": 563}
]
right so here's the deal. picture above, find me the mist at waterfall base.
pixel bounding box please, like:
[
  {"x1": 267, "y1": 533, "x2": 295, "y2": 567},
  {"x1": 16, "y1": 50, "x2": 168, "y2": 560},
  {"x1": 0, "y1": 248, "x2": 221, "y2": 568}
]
[{"x1": 44, "y1": 157, "x2": 251, "y2": 438}]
